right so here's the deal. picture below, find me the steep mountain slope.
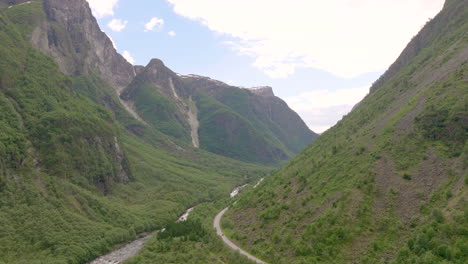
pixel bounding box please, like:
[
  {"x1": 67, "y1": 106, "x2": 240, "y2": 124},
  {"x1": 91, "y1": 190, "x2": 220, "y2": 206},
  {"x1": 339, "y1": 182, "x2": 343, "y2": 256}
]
[
  {"x1": 121, "y1": 60, "x2": 317, "y2": 164},
  {"x1": 0, "y1": 1, "x2": 271, "y2": 263},
  {"x1": 225, "y1": 0, "x2": 467, "y2": 263},
  {"x1": 183, "y1": 75, "x2": 318, "y2": 163},
  {"x1": 15, "y1": 0, "x2": 316, "y2": 165}
]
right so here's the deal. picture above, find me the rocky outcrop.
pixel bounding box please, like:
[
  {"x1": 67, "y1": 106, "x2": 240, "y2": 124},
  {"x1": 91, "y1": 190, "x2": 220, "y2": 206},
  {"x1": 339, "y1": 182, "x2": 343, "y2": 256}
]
[
  {"x1": 370, "y1": 0, "x2": 466, "y2": 93},
  {"x1": 21, "y1": 0, "x2": 136, "y2": 185},
  {"x1": 30, "y1": 0, "x2": 135, "y2": 92},
  {"x1": 134, "y1": 65, "x2": 145, "y2": 75},
  {"x1": 18, "y1": 0, "x2": 316, "y2": 164},
  {"x1": 245, "y1": 86, "x2": 275, "y2": 97},
  {"x1": 122, "y1": 59, "x2": 189, "y2": 100},
  {"x1": 120, "y1": 59, "x2": 195, "y2": 146},
  {"x1": 120, "y1": 60, "x2": 317, "y2": 161}
]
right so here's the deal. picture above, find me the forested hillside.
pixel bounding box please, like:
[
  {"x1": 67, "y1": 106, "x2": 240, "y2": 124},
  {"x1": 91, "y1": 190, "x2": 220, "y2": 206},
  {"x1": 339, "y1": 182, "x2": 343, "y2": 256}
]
[
  {"x1": 225, "y1": 0, "x2": 467, "y2": 263},
  {"x1": 0, "y1": 1, "x2": 270, "y2": 263}
]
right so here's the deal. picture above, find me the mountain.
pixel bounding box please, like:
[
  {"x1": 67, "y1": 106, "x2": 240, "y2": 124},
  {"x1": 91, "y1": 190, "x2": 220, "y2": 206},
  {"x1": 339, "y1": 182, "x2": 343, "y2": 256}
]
[
  {"x1": 224, "y1": 0, "x2": 467, "y2": 263},
  {"x1": 0, "y1": 1, "x2": 277, "y2": 263},
  {"x1": 183, "y1": 75, "x2": 317, "y2": 162},
  {"x1": 5, "y1": 0, "x2": 316, "y2": 166},
  {"x1": 121, "y1": 59, "x2": 317, "y2": 164},
  {"x1": 121, "y1": 58, "x2": 317, "y2": 164}
]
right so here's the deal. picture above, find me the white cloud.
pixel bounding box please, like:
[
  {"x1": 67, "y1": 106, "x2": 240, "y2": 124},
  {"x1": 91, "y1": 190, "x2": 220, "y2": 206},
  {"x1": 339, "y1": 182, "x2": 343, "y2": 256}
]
[
  {"x1": 86, "y1": 0, "x2": 119, "y2": 18},
  {"x1": 122, "y1": 50, "x2": 135, "y2": 64},
  {"x1": 167, "y1": 0, "x2": 444, "y2": 79},
  {"x1": 284, "y1": 86, "x2": 370, "y2": 133},
  {"x1": 168, "y1": 30, "x2": 177, "y2": 37},
  {"x1": 108, "y1": 19, "x2": 128, "y2": 32},
  {"x1": 145, "y1": 17, "x2": 164, "y2": 32}
]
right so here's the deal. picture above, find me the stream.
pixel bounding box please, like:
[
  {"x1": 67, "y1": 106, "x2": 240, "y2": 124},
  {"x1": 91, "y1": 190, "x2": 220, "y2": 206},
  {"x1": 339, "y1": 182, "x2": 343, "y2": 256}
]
[
  {"x1": 86, "y1": 206, "x2": 194, "y2": 264},
  {"x1": 230, "y1": 184, "x2": 249, "y2": 198},
  {"x1": 87, "y1": 181, "x2": 253, "y2": 264}
]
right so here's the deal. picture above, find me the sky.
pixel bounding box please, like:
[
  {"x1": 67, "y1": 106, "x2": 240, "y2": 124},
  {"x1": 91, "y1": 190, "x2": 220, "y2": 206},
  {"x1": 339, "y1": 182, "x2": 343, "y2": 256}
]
[{"x1": 86, "y1": 0, "x2": 444, "y2": 133}]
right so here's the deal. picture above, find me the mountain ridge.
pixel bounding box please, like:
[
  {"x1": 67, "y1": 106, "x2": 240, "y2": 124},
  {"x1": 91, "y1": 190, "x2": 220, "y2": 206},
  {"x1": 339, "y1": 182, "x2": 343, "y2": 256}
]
[
  {"x1": 13, "y1": 0, "x2": 317, "y2": 164},
  {"x1": 224, "y1": 0, "x2": 467, "y2": 263}
]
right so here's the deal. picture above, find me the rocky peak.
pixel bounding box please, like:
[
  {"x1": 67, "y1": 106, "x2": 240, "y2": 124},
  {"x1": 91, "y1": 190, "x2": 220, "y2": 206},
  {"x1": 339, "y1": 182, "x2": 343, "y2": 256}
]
[
  {"x1": 147, "y1": 58, "x2": 166, "y2": 68},
  {"x1": 245, "y1": 86, "x2": 275, "y2": 97},
  {"x1": 30, "y1": 0, "x2": 135, "y2": 93},
  {"x1": 136, "y1": 58, "x2": 176, "y2": 85},
  {"x1": 122, "y1": 58, "x2": 188, "y2": 100}
]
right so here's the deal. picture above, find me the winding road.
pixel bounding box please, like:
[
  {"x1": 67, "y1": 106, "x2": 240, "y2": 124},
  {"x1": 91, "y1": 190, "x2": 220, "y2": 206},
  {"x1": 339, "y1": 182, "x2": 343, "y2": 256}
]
[
  {"x1": 214, "y1": 208, "x2": 268, "y2": 264},
  {"x1": 88, "y1": 181, "x2": 265, "y2": 264}
]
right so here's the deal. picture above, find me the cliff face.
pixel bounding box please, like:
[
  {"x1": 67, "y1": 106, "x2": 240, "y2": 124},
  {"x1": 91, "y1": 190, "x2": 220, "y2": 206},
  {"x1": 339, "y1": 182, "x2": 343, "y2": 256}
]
[
  {"x1": 7, "y1": 0, "x2": 316, "y2": 165},
  {"x1": 122, "y1": 59, "x2": 189, "y2": 100},
  {"x1": 1, "y1": 3, "x2": 276, "y2": 264},
  {"x1": 0, "y1": 1, "x2": 132, "y2": 192},
  {"x1": 120, "y1": 59, "x2": 317, "y2": 164},
  {"x1": 121, "y1": 59, "x2": 194, "y2": 144},
  {"x1": 245, "y1": 86, "x2": 275, "y2": 97},
  {"x1": 30, "y1": 0, "x2": 135, "y2": 92}
]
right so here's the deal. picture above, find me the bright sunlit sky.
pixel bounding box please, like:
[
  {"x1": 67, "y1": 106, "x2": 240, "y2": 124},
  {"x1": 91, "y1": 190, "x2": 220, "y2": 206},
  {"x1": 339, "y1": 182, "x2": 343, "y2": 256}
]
[{"x1": 86, "y1": 0, "x2": 444, "y2": 133}]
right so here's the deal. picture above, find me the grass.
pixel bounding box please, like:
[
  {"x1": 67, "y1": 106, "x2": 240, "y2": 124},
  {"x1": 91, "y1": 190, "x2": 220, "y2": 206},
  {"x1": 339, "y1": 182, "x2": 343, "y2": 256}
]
[
  {"x1": 0, "y1": 4, "x2": 271, "y2": 264},
  {"x1": 125, "y1": 202, "x2": 257, "y2": 264},
  {"x1": 223, "y1": 1, "x2": 468, "y2": 263}
]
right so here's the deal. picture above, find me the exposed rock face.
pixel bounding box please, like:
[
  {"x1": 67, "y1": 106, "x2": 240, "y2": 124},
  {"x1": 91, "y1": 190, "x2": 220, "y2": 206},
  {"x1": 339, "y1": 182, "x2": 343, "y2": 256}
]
[
  {"x1": 113, "y1": 137, "x2": 130, "y2": 184},
  {"x1": 370, "y1": 0, "x2": 466, "y2": 93},
  {"x1": 30, "y1": 0, "x2": 135, "y2": 92},
  {"x1": 244, "y1": 86, "x2": 275, "y2": 97},
  {"x1": 121, "y1": 59, "x2": 195, "y2": 146},
  {"x1": 18, "y1": 0, "x2": 316, "y2": 164},
  {"x1": 122, "y1": 59, "x2": 189, "y2": 100},
  {"x1": 120, "y1": 59, "x2": 317, "y2": 162},
  {"x1": 134, "y1": 65, "x2": 145, "y2": 75},
  {"x1": 21, "y1": 0, "x2": 135, "y2": 185}
]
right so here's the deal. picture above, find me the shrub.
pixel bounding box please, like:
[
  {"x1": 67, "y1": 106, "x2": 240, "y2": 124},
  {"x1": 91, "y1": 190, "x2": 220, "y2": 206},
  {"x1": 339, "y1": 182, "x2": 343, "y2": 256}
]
[{"x1": 403, "y1": 173, "x2": 412, "y2": 180}]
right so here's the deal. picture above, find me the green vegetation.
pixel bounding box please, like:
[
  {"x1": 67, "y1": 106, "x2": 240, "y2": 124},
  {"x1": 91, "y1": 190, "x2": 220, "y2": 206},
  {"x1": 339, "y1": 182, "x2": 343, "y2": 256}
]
[
  {"x1": 191, "y1": 85, "x2": 317, "y2": 164},
  {"x1": 403, "y1": 173, "x2": 412, "y2": 181},
  {"x1": 0, "y1": 3, "x2": 270, "y2": 264},
  {"x1": 194, "y1": 92, "x2": 290, "y2": 164},
  {"x1": 125, "y1": 203, "x2": 257, "y2": 264},
  {"x1": 131, "y1": 84, "x2": 191, "y2": 142},
  {"x1": 122, "y1": 63, "x2": 316, "y2": 165},
  {"x1": 224, "y1": 1, "x2": 467, "y2": 263}
]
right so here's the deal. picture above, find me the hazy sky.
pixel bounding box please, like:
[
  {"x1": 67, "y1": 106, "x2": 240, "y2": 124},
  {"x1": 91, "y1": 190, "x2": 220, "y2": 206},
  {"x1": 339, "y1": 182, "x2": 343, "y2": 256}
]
[{"x1": 86, "y1": 0, "x2": 444, "y2": 133}]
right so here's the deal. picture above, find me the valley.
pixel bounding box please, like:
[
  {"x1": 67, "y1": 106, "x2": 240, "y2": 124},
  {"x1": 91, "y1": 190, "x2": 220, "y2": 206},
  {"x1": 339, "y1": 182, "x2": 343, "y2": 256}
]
[
  {"x1": 0, "y1": 0, "x2": 466, "y2": 263},
  {"x1": 223, "y1": 1, "x2": 467, "y2": 263}
]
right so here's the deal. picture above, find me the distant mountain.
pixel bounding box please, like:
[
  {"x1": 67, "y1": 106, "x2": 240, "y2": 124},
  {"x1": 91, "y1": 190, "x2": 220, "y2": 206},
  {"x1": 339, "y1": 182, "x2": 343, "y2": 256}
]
[
  {"x1": 121, "y1": 59, "x2": 317, "y2": 164},
  {"x1": 184, "y1": 75, "x2": 317, "y2": 162},
  {"x1": 225, "y1": 0, "x2": 467, "y2": 263}
]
